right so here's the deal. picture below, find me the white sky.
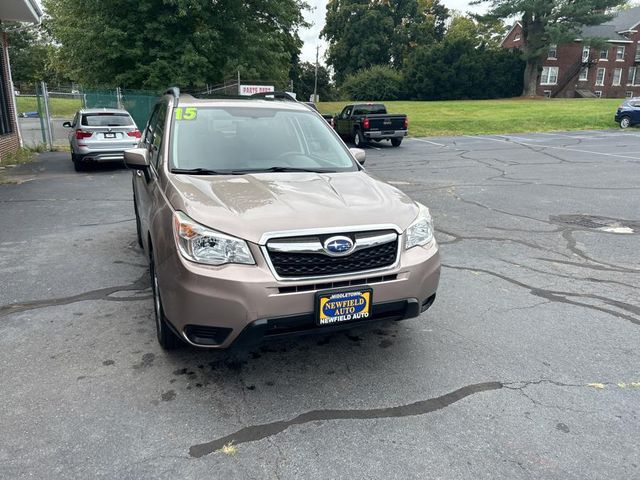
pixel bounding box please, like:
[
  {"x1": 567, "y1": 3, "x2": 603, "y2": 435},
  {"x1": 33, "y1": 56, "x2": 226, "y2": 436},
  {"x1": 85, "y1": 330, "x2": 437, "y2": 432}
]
[{"x1": 300, "y1": 0, "x2": 487, "y2": 63}]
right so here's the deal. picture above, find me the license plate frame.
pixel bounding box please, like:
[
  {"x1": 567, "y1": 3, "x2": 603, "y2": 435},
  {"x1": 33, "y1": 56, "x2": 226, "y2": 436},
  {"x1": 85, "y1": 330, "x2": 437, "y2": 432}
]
[
  {"x1": 104, "y1": 132, "x2": 117, "y2": 139},
  {"x1": 315, "y1": 287, "x2": 373, "y2": 326}
]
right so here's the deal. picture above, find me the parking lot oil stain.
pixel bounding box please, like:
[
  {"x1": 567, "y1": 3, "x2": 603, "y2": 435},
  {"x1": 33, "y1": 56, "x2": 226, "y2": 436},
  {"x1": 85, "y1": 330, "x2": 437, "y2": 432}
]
[
  {"x1": 317, "y1": 336, "x2": 332, "y2": 346},
  {"x1": 265, "y1": 381, "x2": 275, "y2": 387},
  {"x1": 188, "y1": 381, "x2": 503, "y2": 458},
  {"x1": 556, "y1": 423, "x2": 570, "y2": 433},
  {"x1": 102, "y1": 359, "x2": 115, "y2": 366},
  {"x1": 346, "y1": 334, "x2": 362, "y2": 343},
  {"x1": 379, "y1": 339, "x2": 393, "y2": 349},
  {"x1": 161, "y1": 390, "x2": 176, "y2": 401},
  {"x1": 246, "y1": 385, "x2": 256, "y2": 390},
  {"x1": 132, "y1": 353, "x2": 155, "y2": 370}
]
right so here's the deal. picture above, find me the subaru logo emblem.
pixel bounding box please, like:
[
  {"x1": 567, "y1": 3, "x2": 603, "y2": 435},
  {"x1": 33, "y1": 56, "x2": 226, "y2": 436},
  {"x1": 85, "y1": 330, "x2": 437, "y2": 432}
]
[{"x1": 323, "y1": 236, "x2": 354, "y2": 256}]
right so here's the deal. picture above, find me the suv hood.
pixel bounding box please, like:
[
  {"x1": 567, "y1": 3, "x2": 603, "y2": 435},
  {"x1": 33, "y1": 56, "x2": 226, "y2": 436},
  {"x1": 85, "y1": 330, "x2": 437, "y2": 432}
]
[{"x1": 166, "y1": 172, "x2": 419, "y2": 244}]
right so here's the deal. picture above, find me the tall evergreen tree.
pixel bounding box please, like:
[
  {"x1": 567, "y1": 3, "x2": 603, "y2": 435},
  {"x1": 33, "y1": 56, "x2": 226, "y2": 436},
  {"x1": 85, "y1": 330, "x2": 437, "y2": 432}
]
[{"x1": 475, "y1": 0, "x2": 626, "y2": 96}]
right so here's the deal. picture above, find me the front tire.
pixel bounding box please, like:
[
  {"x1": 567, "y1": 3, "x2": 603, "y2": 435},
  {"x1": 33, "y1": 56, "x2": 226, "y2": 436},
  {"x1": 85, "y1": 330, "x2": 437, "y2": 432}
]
[
  {"x1": 150, "y1": 252, "x2": 183, "y2": 350},
  {"x1": 620, "y1": 116, "x2": 631, "y2": 129},
  {"x1": 353, "y1": 129, "x2": 365, "y2": 147},
  {"x1": 391, "y1": 138, "x2": 403, "y2": 147}
]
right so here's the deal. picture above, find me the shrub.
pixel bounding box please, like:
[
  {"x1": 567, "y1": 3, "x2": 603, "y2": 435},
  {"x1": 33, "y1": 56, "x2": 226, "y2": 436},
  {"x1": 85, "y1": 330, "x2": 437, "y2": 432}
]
[{"x1": 340, "y1": 65, "x2": 405, "y2": 101}]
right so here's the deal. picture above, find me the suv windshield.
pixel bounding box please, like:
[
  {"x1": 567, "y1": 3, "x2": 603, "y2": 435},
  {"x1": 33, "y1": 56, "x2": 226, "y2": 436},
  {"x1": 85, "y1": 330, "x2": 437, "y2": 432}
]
[
  {"x1": 170, "y1": 107, "x2": 357, "y2": 173},
  {"x1": 82, "y1": 113, "x2": 133, "y2": 127}
]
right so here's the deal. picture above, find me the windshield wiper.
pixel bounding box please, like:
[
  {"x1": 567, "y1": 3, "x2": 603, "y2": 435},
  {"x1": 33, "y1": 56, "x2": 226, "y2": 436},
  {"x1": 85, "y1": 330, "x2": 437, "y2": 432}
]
[
  {"x1": 170, "y1": 168, "x2": 247, "y2": 175},
  {"x1": 234, "y1": 166, "x2": 337, "y2": 173}
]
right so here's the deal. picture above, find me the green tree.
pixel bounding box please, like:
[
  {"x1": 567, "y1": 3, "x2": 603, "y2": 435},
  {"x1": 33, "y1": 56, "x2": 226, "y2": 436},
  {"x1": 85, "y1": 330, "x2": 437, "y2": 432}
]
[
  {"x1": 341, "y1": 65, "x2": 404, "y2": 100},
  {"x1": 292, "y1": 62, "x2": 336, "y2": 101},
  {"x1": 44, "y1": 0, "x2": 309, "y2": 89},
  {"x1": 322, "y1": 0, "x2": 395, "y2": 84},
  {"x1": 390, "y1": 0, "x2": 449, "y2": 66},
  {"x1": 3, "y1": 22, "x2": 68, "y2": 85},
  {"x1": 321, "y1": 0, "x2": 448, "y2": 84},
  {"x1": 445, "y1": 13, "x2": 507, "y2": 48},
  {"x1": 475, "y1": 0, "x2": 626, "y2": 96}
]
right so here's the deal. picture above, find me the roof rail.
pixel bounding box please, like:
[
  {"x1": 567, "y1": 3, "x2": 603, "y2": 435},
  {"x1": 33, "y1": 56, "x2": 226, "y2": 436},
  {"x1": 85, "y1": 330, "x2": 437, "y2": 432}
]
[
  {"x1": 165, "y1": 87, "x2": 180, "y2": 104},
  {"x1": 250, "y1": 91, "x2": 297, "y2": 102}
]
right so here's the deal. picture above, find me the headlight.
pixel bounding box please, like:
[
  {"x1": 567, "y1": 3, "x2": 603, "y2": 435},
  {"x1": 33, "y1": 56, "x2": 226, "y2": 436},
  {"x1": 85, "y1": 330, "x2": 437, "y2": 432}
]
[
  {"x1": 405, "y1": 203, "x2": 434, "y2": 249},
  {"x1": 173, "y1": 211, "x2": 254, "y2": 265}
]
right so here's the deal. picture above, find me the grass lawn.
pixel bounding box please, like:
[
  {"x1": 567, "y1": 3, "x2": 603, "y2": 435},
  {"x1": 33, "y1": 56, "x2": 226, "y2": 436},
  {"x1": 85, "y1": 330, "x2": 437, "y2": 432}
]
[
  {"x1": 15, "y1": 96, "x2": 82, "y2": 118},
  {"x1": 317, "y1": 98, "x2": 623, "y2": 137}
]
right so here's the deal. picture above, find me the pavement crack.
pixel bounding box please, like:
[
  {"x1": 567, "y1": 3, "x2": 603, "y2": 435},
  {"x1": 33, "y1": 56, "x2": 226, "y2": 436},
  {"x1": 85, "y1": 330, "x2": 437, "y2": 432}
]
[
  {"x1": 188, "y1": 381, "x2": 503, "y2": 458},
  {"x1": 0, "y1": 273, "x2": 150, "y2": 318},
  {"x1": 443, "y1": 264, "x2": 640, "y2": 326}
]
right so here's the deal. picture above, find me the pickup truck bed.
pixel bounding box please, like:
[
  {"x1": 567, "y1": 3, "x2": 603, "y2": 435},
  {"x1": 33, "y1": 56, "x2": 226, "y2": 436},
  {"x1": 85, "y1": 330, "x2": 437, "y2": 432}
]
[{"x1": 333, "y1": 103, "x2": 408, "y2": 147}]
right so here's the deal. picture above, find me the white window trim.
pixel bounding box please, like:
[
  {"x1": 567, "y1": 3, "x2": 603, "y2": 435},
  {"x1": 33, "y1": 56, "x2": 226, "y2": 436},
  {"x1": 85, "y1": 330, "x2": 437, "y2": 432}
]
[
  {"x1": 579, "y1": 67, "x2": 589, "y2": 81},
  {"x1": 596, "y1": 68, "x2": 606, "y2": 86},
  {"x1": 600, "y1": 48, "x2": 609, "y2": 60},
  {"x1": 627, "y1": 67, "x2": 636, "y2": 85},
  {"x1": 548, "y1": 44, "x2": 558, "y2": 60},
  {"x1": 540, "y1": 66, "x2": 559, "y2": 85},
  {"x1": 595, "y1": 90, "x2": 603, "y2": 97},
  {"x1": 616, "y1": 46, "x2": 625, "y2": 61},
  {"x1": 626, "y1": 91, "x2": 634, "y2": 98},
  {"x1": 582, "y1": 46, "x2": 590, "y2": 62},
  {"x1": 613, "y1": 68, "x2": 622, "y2": 86}
]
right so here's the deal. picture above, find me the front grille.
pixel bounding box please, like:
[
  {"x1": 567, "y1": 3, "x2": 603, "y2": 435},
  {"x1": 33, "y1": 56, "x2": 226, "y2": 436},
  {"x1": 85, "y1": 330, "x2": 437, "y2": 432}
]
[{"x1": 268, "y1": 238, "x2": 398, "y2": 278}]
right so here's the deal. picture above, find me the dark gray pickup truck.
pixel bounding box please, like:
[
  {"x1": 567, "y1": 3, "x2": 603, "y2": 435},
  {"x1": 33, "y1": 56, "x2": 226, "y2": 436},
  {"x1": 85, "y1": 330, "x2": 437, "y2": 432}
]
[{"x1": 333, "y1": 103, "x2": 408, "y2": 147}]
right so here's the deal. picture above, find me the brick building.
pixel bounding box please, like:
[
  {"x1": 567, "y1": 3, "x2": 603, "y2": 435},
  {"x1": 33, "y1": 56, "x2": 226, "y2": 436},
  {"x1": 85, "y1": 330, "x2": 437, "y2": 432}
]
[
  {"x1": 501, "y1": 7, "x2": 640, "y2": 98},
  {"x1": 0, "y1": 0, "x2": 42, "y2": 161}
]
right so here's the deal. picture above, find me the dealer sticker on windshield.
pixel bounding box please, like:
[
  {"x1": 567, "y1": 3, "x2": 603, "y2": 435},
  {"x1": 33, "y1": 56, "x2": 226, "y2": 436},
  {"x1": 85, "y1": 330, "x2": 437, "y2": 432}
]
[{"x1": 316, "y1": 289, "x2": 372, "y2": 326}]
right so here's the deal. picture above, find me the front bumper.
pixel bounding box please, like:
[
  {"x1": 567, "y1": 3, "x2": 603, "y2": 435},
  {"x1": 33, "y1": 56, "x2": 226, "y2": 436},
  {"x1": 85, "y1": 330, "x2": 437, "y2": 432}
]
[
  {"x1": 157, "y1": 240, "x2": 440, "y2": 349},
  {"x1": 364, "y1": 129, "x2": 408, "y2": 139}
]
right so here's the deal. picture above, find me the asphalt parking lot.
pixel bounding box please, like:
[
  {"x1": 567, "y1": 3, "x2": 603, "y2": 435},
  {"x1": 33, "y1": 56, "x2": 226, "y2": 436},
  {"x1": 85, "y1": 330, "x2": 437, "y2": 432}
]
[
  {"x1": 19, "y1": 117, "x2": 69, "y2": 148},
  {"x1": 1, "y1": 130, "x2": 639, "y2": 479}
]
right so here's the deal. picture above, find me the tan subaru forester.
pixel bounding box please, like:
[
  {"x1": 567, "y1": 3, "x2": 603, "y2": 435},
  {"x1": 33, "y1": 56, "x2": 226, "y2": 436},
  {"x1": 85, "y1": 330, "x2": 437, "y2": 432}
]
[{"x1": 125, "y1": 89, "x2": 440, "y2": 350}]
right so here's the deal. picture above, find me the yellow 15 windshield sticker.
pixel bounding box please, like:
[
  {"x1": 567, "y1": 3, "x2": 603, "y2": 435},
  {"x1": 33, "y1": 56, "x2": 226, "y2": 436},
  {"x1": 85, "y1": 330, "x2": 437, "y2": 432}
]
[{"x1": 174, "y1": 107, "x2": 197, "y2": 120}]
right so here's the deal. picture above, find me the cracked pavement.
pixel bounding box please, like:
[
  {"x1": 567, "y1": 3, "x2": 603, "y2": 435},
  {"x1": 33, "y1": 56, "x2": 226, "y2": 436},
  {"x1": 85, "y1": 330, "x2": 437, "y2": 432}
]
[{"x1": 1, "y1": 130, "x2": 639, "y2": 479}]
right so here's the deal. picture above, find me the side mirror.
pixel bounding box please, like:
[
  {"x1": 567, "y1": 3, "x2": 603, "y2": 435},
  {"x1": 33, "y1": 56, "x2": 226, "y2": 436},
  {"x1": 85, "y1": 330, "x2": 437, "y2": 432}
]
[
  {"x1": 350, "y1": 147, "x2": 366, "y2": 165},
  {"x1": 124, "y1": 148, "x2": 150, "y2": 170},
  {"x1": 62, "y1": 121, "x2": 72, "y2": 128}
]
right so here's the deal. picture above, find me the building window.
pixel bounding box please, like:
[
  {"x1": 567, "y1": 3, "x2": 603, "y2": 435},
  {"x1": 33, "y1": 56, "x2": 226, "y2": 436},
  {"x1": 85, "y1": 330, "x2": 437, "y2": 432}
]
[
  {"x1": 626, "y1": 91, "x2": 634, "y2": 98},
  {"x1": 543, "y1": 90, "x2": 552, "y2": 98},
  {"x1": 579, "y1": 67, "x2": 589, "y2": 81},
  {"x1": 0, "y1": 45, "x2": 14, "y2": 136},
  {"x1": 600, "y1": 48, "x2": 609, "y2": 60},
  {"x1": 613, "y1": 68, "x2": 622, "y2": 86},
  {"x1": 595, "y1": 90, "x2": 603, "y2": 97},
  {"x1": 635, "y1": 46, "x2": 640, "y2": 62},
  {"x1": 616, "y1": 46, "x2": 625, "y2": 61},
  {"x1": 514, "y1": 34, "x2": 521, "y2": 41},
  {"x1": 596, "y1": 67, "x2": 606, "y2": 85},
  {"x1": 540, "y1": 66, "x2": 559, "y2": 85},
  {"x1": 629, "y1": 66, "x2": 640, "y2": 86},
  {"x1": 548, "y1": 44, "x2": 557, "y2": 59},
  {"x1": 582, "y1": 45, "x2": 591, "y2": 62}
]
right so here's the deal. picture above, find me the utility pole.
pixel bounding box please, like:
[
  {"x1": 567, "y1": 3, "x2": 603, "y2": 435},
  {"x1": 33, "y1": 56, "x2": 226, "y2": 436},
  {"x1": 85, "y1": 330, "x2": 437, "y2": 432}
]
[
  {"x1": 237, "y1": 70, "x2": 241, "y2": 95},
  {"x1": 313, "y1": 45, "x2": 319, "y2": 103}
]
